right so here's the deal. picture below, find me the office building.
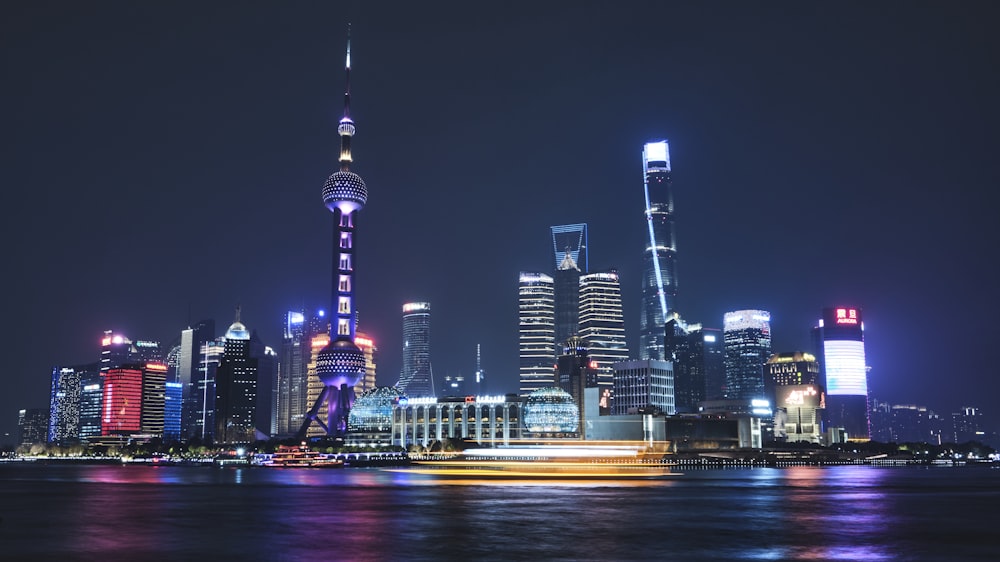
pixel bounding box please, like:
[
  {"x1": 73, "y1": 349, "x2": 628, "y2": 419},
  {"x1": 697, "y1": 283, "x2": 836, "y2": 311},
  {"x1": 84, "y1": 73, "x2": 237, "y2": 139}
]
[
  {"x1": 140, "y1": 363, "x2": 168, "y2": 437},
  {"x1": 951, "y1": 407, "x2": 985, "y2": 444},
  {"x1": 78, "y1": 366, "x2": 104, "y2": 442},
  {"x1": 665, "y1": 317, "x2": 723, "y2": 412},
  {"x1": 17, "y1": 408, "x2": 47, "y2": 446},
  {"x1": 215, "y1": 311, "x2": 259, "y2": 444},
  {"x1": 556, "y1": 336, "x2": 598, "y2": 429},
  {"x1": 399, "y1": 302, "x2": 434, "y2": 397},
  {"x1": 639, "y1": 140, "x2": 677, "y2": 361},
  {"x1": 764, "y1": 352, "x2": 820, "y2": 404},
  {"x1": 101, "y1": 366, "x2": 144, "y2": 437},
  {"x1": 354, "y1": 330, "x2": 377, "y2": 395},
  {"x1": 193, "y1": 338, "x2": 224, "y2": 441},
  {"x1": 814, "y1": 306, "x2": 870, "y2": 440},
  {"x1": 177, "y1": 319, "x2": 215, "y2": 438},
  {"x1": 164, "y1": 381, "x2": 182, "y2": 441},
  {"x1": 723, "y1": 310, "x2": 772, "y2": 400},
  {"x1": 579, "y1": 270, "x2": 629, "y2": 388},
  {"x1": 518, "y1": 273, "x2": 555, "y2": 395},
  {"x1": 48, "y1": 363, "x2": 95, "y2": 444},
  {"x1": 276, "y1": 309, "x2": 326, "y2": 437},
  {"x1": 612, "y1": 359, "x2": 674, "y2": 416},
  {"x1": 249, "y1": 329, "x2": 277, "y2": 437},
  {"x1": 551, "y1": 223, "x2": 586, "y2": 352}
]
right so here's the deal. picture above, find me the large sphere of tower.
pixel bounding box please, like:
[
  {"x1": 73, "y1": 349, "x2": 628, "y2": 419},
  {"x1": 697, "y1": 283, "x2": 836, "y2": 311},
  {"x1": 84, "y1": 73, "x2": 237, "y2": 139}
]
[
  {"x1": 323, "y1": 170, "x2": 367, "y2": 214},
  {"x1": 315, "y1": 338, "x2": 366, "y2": 388}
]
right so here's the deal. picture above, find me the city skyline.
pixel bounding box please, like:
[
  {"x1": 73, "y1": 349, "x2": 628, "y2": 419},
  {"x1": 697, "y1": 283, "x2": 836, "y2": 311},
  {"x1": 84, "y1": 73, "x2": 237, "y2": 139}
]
[{"x1": 4, "y1": 2, "x2": 999, "y2": 440}]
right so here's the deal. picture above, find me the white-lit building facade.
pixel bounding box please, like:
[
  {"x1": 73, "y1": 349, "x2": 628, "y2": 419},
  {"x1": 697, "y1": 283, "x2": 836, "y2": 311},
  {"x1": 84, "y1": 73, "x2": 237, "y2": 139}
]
[{"x1": 392, "y1": 395, "x2": 522, "y2": 448}]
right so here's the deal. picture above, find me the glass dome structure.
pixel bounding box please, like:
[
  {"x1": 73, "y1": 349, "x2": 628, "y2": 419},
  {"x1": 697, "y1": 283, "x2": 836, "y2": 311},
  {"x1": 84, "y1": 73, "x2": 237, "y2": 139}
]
[
  {"x1": 347, "y1": 386, "x2": 406, "y2": 433},
  {"x1": 523, "y1": 387, "x2": 579, "y2": 434}
]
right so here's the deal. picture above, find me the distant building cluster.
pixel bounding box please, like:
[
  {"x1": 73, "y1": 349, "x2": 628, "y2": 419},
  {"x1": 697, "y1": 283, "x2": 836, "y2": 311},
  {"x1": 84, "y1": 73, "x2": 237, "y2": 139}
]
[{"x1": 11, "y1": 54, "x2": 993, "y2": 451}]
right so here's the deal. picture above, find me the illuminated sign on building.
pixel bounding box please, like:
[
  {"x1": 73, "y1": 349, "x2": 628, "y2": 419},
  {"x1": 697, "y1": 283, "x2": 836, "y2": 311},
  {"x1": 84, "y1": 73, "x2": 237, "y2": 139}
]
[
  {"x1": 835, "y1": 308, "x2": 859, "y2": 325},
  {"x1": 145, "y1": 363, "x2": 168, "y2": 372},
  {"x1": 777, "y1": 385, "x2": 821, "y2": 409},
  {"x1": 355, "y1": 336, "x2": 374, "y2": 348},
  {"x1": 403, "y1": 302, "x2": 431, "y2": 313}
]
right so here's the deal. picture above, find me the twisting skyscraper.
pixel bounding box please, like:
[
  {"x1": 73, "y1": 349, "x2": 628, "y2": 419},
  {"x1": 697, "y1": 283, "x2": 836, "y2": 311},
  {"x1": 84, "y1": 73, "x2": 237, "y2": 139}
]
[
  {"x1": 639, "y1": 141, "x2": 677, "y2": 361},
  {"x1": 300, "y1": 28, "x2": 368, "y2": 438}
]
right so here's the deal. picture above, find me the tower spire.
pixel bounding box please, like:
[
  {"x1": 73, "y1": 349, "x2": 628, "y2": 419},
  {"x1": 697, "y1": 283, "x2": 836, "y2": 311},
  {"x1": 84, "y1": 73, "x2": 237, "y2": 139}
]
[{"x1": 337, "y1": 24, "x2": 356, "y2": 171}]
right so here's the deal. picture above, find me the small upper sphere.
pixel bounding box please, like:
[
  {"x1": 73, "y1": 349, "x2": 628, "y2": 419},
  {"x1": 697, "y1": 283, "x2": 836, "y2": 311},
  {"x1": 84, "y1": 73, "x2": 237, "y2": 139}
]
[{"x1": 323, "y1": 171, "x2": 367, "y2": 214}]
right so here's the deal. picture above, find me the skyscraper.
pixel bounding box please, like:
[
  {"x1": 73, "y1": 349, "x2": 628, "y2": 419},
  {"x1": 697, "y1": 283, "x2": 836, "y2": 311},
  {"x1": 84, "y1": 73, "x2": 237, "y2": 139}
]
[
  {"x1": 17, "y1": 408, "x2": 47, "y2": 446},
  {"x1": 101, "y1": 366, "x2": 144, "y2": 437},
  {"x1": 48, "y1": 364, "x2": 93, "y2": 444},
  {"x1": 664, "y1": 317, "x2": 722, "y2": 413},
  {"x1": 300, "y1": 29, "x2": 369, "y2": 437},
  {"x1": 764, "y1": 352, "x2": 820, "y2": 400},
  {"x1": 277, "y1": 309, "x2": 325, "y2": 436},
  {"x1": 814, "y1": 306, "x2": 870, "y2": 440},
  {"x1": 248, "y1": 329, "x2": 276, "y2": 437},
  {"x1": 399, "y1": 302, "x2": 433, "y2": 397},
  {"x1": 215, "y1": 311, "x2": 259, "y2": 444},
  {"x1": 178, "y1": 319, "x2": 215, "y2": 438},
  {"x1": 140, "y1": 363, "x2": 168, "y2": 437},
  {"x1": 639, "y1": 140, "x2": 677, "y2": 361},
  {"x1": 723, "y1": 310, "x2": 772, "y2": 400},
  {"x1": 354, "y1": 331, "x2": 377, "y2": 395},
  {"x1": 579, "y1": 270, "x2": 629, "y2": 389},
  {"x1": 518, "y1": 273, "x2": 555, "y2": 395},
  {"x1": 552, "y1": 224, "x2": 584, "y2": 355}
]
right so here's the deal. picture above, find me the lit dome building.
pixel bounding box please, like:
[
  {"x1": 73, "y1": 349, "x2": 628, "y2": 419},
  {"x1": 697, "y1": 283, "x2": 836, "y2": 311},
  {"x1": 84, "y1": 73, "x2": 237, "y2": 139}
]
[
  {"x1": 523, "y1": 387, "x2": 580, "y2": 437},
  {"x1": 347, "y1": 386, "x2": 405, "y2": 447}
]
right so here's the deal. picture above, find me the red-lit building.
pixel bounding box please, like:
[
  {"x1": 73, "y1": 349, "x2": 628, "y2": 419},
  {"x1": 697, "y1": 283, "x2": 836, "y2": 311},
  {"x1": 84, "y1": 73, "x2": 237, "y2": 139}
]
[{"x1": 102, "y1": 366, "x2": 143, "y2": 436}]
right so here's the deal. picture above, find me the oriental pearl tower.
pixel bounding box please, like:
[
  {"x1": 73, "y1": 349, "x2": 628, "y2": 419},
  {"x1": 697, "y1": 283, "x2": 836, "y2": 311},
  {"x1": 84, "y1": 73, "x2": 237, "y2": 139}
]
[{"x1": 299, "y1": 27, "x2": 367, "y2": 438}]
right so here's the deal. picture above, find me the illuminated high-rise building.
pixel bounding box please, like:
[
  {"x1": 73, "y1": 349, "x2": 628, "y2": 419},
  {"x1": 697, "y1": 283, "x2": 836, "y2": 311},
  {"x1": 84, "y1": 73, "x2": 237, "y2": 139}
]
[
  {"x1": 193, "y1": 338, "x2": 224, "y2": 440},
  {"x1": 551, "y1": 224, "x2": 586, "y2": 353},
  {"x1": 639, "y1": 140, "x2": 677, "y2": 361},
  {"x1": 79, "y1": 331, "x2": 138, "y2": 442},
  {"x1": 556, "y1": 336, "x2": 598, "y2": 430},
  {"x1": 277, "y1": 309, "x2": 326, "y2": 436},
  {"x1": 101, "y1": 366, "x2": 144, "y2": 437},
  {"x1": 178, "y1": 319, "x2": 215, "y2": 438},
  {"x1": 17, "y1": 408, "x2": 47, "y2": 446},
  {"x1": 723, "y1": 310, "x2": 772, "y2": 400},
  {"x1": 519, "y1": 273, "x2": 555, "y2": 395},
  {"x1": 48, "y1": 363, "x2": 96, "y2": 444},
  {"x1": 354, "y1": 330, "x2": 377, "y2": 394},
  {"x1": 248, "y1": 329, "x2": 277, "y2": 437},
  {"x1": 300, "y1": 29, "x2": 369, "y2": 437},
  {"x1": 665, "y1": 317, "x2": 722, "y2": 412},
  {"x1": 612, "y1": 359, "x2": 674, "y2": 415},
  {"x1": 814, "y1": 306, "x2": 870, "y2": 440},
  {"x1": 164, "y1": 381, "x2": 183, "y2": 441},
  {"x1": 579, "y1": 270, "x2": 629, "y2": 388},
  {"x1": 215, "y1": 310, "x2": 259, "y2": 444},
  {"x1": 765, "y1": 352, "x2": 820, "y2": 401},
  {"x1": 140, "y1": 363, "x2": 168, "y2": 437},
  {"x1": 399, "y1": 302, "x2": 433, "y2": 397}
]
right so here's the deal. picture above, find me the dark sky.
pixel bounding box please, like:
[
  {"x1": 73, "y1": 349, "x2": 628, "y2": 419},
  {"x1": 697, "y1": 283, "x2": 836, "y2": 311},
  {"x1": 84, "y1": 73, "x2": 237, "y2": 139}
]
[{"x1": 3, "y1": 1, "x2": 998, "y2": 441}]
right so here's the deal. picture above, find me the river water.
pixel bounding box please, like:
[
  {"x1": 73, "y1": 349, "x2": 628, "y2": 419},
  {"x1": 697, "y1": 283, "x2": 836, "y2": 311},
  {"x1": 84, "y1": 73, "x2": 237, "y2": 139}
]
[{"x1": 0, "y1": 463, "x2": 997, "y2": 561}]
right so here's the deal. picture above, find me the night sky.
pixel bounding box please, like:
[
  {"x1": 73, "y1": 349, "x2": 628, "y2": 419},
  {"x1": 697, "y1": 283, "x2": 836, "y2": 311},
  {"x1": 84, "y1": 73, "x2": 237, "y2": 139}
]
[{"x1": 4, "y1": 1, "x2": 998, "y2": 441}]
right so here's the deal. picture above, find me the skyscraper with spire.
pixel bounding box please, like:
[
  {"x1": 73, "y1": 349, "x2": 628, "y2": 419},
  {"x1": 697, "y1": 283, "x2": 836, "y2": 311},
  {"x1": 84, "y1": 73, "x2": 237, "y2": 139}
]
[
  {"x1": 299, "y1": 27, "x2": 368, "y2": 438},
  {"x1": 639, "y1": 141, "x2": 677, "y2": 361}
]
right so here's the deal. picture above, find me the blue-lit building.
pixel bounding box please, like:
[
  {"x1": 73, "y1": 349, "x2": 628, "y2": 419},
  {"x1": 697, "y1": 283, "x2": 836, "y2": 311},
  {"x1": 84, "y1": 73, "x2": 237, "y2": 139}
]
[
  {"x1": 524, "y1": 387, "x2": 580, "y2": 437},
  {"x1": 164, "y1": 381, "x2": 183, "y2": 441},
  {"x1": 639, "y1": 141, "x2": 677, "y2": 361}
]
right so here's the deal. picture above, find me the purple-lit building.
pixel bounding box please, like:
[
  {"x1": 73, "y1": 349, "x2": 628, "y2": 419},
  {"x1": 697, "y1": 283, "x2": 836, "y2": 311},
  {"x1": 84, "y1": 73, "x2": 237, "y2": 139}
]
[{"x1": 299, "y1": 29, "x2": 368, "y2": 438}]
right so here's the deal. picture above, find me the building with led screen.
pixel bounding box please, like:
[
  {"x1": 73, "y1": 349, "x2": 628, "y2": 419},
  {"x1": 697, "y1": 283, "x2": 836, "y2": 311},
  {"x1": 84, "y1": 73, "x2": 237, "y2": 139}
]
[
  {"x1": 346, "y1": 386, "x2": 403, "y2": 446},
  {"x1": 399, "y1": 302, "x2": 433, "y2": 397},
  {"x1": 773, "y1": 384, "x2": 823, "y2": 444},
  {"x1": 519, "y1": 273, "x2": 555, "y2": 395},
  {"x1": 639, "y1": 140, "x2": 677, "y2": 362},
  {"x1": 300, "y1": 29, "x2": 368, "y2": 438},
  {"x1": 102, "y1": 366, "x2": 144, "y2": 437},
  {"x1": 723, "y1": 310, "x2": 772, "y2": 400},
  {"x1": 764, "y1": 352, "x2": 820, "y2": 405},
  {"x1": 579, "y1": 270, "x2": 629, "y2": 389},
  {"x1": 815, "y1": 306, "x2": 870, "y2": 440},
  {"x1": 49, "y1": 364, "x2": 94, "y2": 444}
]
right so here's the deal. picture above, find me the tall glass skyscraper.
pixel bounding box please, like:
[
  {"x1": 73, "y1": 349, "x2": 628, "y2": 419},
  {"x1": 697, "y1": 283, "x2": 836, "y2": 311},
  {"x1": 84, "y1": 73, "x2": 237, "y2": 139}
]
[
  {"x1": 665, "y1": 318, "x2": 723, "y2": 413},
  {"x1": 519, "y1": 273, "x2": 555, "y2": 395},
  {"x1": 723, "y1": 310, "x2": 772, "y2": 400},
  {"x1": 399, "y1": 302, "x2": 433, "y2": 397},
  {"x1": 579, "y1": 270, "x2": 629, "y2": 389},
  {"x1": 551, "y1": 225, "x2": 584, "y2": 355},
  {"x1": 639, "y1": 141, "x2": 677, "y2": 361},
  {"x1": 215, "y1": 311, "x2": 259, "y2": 444},
  {"x1": 814, "y1": 306, "x2": 870, "y2": 440}
]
